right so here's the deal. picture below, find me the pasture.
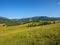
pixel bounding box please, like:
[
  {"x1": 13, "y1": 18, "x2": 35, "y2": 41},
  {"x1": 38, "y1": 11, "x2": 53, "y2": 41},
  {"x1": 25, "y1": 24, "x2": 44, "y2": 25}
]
[{"x1": 0, "y1": 23, "x2": 60, "y2": 45}]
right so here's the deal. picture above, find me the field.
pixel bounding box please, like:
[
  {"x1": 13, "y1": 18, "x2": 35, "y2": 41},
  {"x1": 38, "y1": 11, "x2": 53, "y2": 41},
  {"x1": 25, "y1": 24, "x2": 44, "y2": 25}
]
[{"x1": 0, "y1": 23, "x2": 60, "y2": 45}]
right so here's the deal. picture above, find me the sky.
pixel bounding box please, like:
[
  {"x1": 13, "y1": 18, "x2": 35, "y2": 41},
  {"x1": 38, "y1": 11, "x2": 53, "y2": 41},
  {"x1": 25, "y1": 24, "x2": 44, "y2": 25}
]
[{"x1": 0, "y1": 0, "x2": 60, "y2": 18}]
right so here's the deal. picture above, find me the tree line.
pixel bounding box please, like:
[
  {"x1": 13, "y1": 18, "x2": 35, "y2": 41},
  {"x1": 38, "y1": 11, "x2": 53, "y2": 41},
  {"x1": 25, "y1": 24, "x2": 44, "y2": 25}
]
[{"x1": 0, "y1": 16, "x2": 59, "y2": 26}]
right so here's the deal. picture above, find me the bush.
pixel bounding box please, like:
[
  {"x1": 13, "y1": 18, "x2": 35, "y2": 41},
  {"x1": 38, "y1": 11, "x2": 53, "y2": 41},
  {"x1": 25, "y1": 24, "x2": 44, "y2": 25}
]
[{"x1": 28, "y1": 20, "x2": 51, "y2": 27}]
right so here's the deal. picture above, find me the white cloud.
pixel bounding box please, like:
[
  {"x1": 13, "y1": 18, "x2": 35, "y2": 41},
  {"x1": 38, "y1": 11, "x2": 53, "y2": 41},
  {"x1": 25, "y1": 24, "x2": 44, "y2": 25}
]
[
  {"x1": 58, "y1": 2, "x2": 60, "y2": 5},
  {"x1": 8, "y1": 17, "x2": 19, "y2": 19}
]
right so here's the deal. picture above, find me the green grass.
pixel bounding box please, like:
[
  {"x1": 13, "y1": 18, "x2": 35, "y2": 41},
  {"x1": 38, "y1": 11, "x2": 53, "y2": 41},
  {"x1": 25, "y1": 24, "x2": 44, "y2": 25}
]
[{"x1": 0, "y1": 23, "x2": 60, "y2": 45}]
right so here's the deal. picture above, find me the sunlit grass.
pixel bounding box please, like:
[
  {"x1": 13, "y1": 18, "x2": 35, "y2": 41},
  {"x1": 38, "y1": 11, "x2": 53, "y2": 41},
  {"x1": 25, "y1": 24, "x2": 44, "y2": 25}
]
[{"x1": 0, "y1": 23, "x2": 60, "y2": 45}]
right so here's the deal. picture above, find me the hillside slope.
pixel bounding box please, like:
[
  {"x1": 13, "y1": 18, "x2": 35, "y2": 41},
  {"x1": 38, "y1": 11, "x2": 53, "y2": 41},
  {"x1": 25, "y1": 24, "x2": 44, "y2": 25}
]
[
  {"x1": 0, "y1": 23, "x2": 60, "y2": 45},
  {"x1": 0, "y1": 16, "x2": 60, "y2": 26}
]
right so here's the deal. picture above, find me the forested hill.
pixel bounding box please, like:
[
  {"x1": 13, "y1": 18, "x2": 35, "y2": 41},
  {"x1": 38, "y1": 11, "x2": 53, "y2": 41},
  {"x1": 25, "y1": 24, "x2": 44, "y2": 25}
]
[{"x1": 0, "y1": 16, "x2": 60, "y2": 26}]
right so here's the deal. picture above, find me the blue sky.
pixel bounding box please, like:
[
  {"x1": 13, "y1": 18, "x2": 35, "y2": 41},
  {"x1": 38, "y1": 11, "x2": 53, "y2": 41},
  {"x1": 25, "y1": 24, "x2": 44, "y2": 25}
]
[{"x1": 0, "y1": 0, "x2": 60, "y2": 18}]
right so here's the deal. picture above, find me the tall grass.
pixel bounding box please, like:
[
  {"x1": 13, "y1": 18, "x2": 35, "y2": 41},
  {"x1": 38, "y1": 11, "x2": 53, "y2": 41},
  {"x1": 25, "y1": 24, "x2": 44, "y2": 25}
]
[{"x1": 0, "y1": 23, "x2": 60, "y2": 45}]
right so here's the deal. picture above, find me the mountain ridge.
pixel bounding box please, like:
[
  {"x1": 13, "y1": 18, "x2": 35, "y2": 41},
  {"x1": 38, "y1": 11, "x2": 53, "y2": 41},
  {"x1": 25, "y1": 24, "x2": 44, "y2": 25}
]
[{"x1": 0, "y1": 16, "x2": 60, "y2": 26}]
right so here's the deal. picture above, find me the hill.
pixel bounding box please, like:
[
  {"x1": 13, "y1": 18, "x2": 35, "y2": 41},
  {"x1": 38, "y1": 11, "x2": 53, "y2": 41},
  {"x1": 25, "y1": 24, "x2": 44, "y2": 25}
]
[
  {"x1": 0, "y1": 23, "x2": 60, "y2": 45},
  {"x1": 0, "y1": 16, "x2": 60, "y2": 26}
]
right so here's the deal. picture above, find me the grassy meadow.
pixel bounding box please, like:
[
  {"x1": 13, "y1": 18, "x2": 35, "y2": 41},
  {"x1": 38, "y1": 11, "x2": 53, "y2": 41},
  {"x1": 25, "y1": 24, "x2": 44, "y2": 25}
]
[{"x1": 0, "y1": 22, "x2": 60, "y2": 45}]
